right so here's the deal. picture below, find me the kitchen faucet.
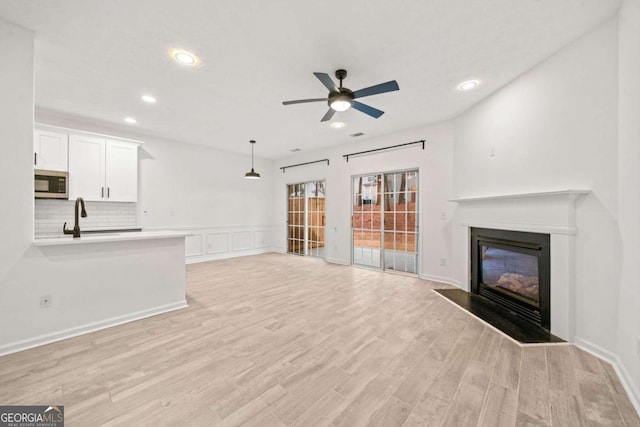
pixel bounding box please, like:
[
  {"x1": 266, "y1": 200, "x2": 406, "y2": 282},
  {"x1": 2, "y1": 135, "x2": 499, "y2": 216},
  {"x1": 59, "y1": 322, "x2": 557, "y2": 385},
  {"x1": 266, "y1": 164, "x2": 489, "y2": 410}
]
[{"x1": 63, "y1": 197, "x2": 87, "y2": 238}]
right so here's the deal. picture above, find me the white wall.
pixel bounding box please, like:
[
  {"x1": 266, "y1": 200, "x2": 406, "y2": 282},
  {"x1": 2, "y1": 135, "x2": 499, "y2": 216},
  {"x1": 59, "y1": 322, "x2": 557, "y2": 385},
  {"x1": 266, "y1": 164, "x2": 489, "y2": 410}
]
[
  {"x1": 272, "y1": 122, "x2": 456, "y2": 282},
  {"x1": 137, "y1": 137, "x2": 273, "y2": 228},
  {"x1": 454, "y1": 15, "x2": 639, "y2": 407},
  {"x1": 454, "y1": 17, "x2": 619, "y2": 346},
  {"x1": 616, "y1": 0, "x2": 640, "y2": 405},
  {"x1": 137, "y1": 136, "x2": 278, "y2": 262},
  {"x1": 0, "y1": 19, "x2": 35, "y2": 343}
]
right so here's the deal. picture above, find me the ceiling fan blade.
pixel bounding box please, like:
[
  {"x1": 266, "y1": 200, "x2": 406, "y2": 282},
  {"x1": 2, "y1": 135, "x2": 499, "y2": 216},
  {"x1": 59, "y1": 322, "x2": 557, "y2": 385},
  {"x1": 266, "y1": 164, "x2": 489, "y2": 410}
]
[
  {"x1": 320, "y1": 109, "x2": 336, "y2": 122},
  {"x1": 282, "y1": 98, "x2": 327, "y2": 105},
  {"x1": 352, "y1": 80, "x2": 399, "y2": 99},
  {"x1": 352, "y1": 101, "x2": 384, "y2": 118},
  {"x1": 314, "y1": 72, "x2": 339, "y2": 92}
]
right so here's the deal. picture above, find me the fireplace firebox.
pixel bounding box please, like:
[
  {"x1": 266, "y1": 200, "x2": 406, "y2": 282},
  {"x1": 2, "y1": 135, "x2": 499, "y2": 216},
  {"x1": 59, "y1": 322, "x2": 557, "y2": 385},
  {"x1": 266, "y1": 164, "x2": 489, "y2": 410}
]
[{"x1": 471, "y1": 227, "x2": 550, "y2": 330}]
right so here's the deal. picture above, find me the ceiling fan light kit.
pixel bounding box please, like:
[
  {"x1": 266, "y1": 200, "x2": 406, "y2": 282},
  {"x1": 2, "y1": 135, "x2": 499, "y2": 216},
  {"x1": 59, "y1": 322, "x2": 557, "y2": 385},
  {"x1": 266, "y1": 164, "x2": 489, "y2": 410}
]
[
  {"x1": 329, "y1": 97, "x2": 352, "y2": 112},
  {"x1": 283, "y1": 69, "x2": 399, "y2": 122}
]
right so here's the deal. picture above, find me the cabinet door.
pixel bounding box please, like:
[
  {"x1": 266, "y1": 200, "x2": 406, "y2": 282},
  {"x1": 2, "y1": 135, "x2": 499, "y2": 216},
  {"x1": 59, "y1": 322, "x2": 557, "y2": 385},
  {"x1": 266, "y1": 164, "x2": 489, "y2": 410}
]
[
  {"x1": 34, "y1": 130, "x2": 68, "y2": 171},
  {"x1": 105, "y1": 140, "x2": 138, "y2": 202},
  {"x1": 68, "y1": 134, "x2": 105, "y2": 201}
]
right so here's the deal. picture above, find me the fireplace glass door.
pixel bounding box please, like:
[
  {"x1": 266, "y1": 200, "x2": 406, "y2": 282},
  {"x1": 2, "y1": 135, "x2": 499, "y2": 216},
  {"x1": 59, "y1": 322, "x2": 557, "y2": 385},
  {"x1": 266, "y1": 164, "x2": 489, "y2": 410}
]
[
  {"x1": 480, "y1": 245, "x2": 540, "y2": 307},
  {"x1": 471, "y1": 227, "x2": 550, "y2": 329}
]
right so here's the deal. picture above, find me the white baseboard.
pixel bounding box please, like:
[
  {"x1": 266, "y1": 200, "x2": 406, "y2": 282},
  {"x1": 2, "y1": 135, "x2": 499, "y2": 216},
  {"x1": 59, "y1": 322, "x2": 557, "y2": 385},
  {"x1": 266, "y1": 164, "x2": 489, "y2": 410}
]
[
  {"x1": 574, "y1": 337, "x2": 640, "y2": 417},
  {"x1": 420, "y1": 273, "x2": 461, "y2": 288},
  {"x1": 325, "y1": 257, "x2": 350, "y2": 266},
  {"x1": 0, "y1": 300, "x2": 188, "y2": 356},
  {"x1": 186, "y1": 248, "x2": 273, "y2": 264}
]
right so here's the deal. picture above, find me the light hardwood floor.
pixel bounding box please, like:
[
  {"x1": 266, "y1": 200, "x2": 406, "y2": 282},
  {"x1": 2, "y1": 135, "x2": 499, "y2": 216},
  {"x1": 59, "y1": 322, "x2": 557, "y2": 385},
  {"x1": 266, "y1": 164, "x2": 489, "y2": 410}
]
[{"x1": 1, "y1": 253, "x2": 638, "y2": 426}]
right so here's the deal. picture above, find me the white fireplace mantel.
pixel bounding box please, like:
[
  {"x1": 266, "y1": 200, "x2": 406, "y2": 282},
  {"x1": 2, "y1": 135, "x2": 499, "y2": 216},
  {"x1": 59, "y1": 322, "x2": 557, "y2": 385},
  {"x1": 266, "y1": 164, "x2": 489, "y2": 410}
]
[
  {"x1": 452, "y1": 188, "x2": 590, "y2": 341},
  {"x1": 449, "y1": 189, "x2": 590, "y2": 203}
]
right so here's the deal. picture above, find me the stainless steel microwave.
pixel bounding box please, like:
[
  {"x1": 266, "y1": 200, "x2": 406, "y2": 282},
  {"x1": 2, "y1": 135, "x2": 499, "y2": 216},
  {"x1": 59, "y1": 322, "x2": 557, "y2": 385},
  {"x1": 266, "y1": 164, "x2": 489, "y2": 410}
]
[{"x1": 34, "y1": 169, "x2": 68, "y2": 199}]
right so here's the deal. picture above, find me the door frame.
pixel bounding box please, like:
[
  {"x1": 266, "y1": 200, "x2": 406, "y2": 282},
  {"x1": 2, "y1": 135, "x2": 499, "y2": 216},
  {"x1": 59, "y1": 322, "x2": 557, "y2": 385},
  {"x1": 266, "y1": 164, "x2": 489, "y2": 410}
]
[
  {"x1": 285, "y1": 179, "x2": 327, "y2": 259},
  {"x1": 350, "y1": 168, "x2": 420, "y2": 274}
]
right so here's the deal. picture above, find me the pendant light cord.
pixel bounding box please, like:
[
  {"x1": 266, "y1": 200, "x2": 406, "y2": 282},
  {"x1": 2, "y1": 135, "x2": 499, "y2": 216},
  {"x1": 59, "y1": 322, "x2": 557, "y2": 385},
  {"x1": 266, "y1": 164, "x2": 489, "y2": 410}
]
[{"x1": 250, "y1": 140, "x2": 255, "y2": 169}]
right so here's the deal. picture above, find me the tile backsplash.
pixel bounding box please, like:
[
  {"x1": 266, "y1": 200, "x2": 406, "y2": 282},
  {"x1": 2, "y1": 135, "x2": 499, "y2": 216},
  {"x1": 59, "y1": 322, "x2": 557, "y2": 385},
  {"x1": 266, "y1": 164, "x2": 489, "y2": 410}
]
[{"x1": 35, "y1": 199, "x2": 138, "y2": 236}]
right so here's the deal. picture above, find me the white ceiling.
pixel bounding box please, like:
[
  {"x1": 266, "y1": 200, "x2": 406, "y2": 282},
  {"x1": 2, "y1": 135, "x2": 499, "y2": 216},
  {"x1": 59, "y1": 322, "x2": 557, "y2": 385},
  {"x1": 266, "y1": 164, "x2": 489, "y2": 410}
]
[{"x1": 0, "y1": 0, "x2": 621, "y2": 159}]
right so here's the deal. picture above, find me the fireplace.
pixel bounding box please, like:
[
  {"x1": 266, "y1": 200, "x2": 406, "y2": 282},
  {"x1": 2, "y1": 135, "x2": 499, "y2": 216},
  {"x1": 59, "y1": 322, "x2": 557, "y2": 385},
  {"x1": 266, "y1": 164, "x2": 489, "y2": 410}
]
[{"x1": 471, "y1": 227, "x2": 550, "y2": 330}]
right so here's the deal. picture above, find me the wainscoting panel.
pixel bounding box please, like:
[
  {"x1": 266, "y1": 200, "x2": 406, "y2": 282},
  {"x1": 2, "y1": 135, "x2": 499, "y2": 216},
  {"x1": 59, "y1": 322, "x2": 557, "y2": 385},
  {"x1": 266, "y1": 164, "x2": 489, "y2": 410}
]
[
  {"x1": 232, "y1": 231, "x2": 252, "y2": 251},
  {"x1": 207, "y1": 232, "x2": 230, "y2": 254},
  {"x1": 147, "y1": 225, "x2": 279, "y2": 264},
  {"x1": 185, "y1": 234, "x2": 203, "y2": 257},
  {"x1": 254, "y1": 230, "x2": 271, "y2": 249}
]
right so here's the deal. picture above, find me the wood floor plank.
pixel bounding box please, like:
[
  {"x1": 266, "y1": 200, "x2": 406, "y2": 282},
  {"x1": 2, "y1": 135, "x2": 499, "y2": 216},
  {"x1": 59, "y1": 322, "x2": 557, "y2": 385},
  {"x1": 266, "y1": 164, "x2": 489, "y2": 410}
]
[
  {"x1": 409, "y1": 392, "x2": 450, "y2": 425},
  {"x1": 0, "y1": 254, "x2": 637, "y2": 426},
  {"x1": 366, "y1": 395, "x2": 412, "y2": 427},
  {"x1": 516, "y1": 347, "x2": 551, "y2": 424},
  {"x1": 477, "y1": 382, "x2": 518, "y2": 426},
  {"x1": 291, "y1": 390, "x2": 351, "y2": 427},
  {"x1": 491, "y1": 336, "x2": 522, "y2": 392},
  {"x1": 577, "y1": 367, "x2": 626, "y2": 426},
  {"x1": 332, "y1": 373, "x2": 400, "y2": 427}
]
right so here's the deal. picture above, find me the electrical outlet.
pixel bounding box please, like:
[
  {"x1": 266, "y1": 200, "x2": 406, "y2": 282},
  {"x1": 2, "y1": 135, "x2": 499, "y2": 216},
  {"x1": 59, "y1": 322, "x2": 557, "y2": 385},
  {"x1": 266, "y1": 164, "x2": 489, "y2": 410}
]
[
  {"x1": 40, "y1": 294, "x2": 52, "y2": 308},
  {"x1": 440, "y1": 258, "x2": 447, "y2": 266},
  {"x1": 490, "y1": 147, "x2": 496, "y2": 157}
]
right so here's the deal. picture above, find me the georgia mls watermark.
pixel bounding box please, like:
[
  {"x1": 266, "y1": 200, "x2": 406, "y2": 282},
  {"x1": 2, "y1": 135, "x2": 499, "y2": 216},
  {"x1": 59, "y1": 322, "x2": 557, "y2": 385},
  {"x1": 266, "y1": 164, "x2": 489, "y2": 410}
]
[{"x1": 0, "y1": 406, "x2": 64, "y2": 427}]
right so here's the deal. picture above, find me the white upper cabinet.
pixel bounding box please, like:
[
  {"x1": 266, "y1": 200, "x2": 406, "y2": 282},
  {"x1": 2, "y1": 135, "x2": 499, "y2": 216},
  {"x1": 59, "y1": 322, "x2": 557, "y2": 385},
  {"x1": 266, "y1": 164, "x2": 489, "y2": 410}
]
[
  {"x1": 34, "y1": 129, "x2": 68, "y2": 171},
  {"x1": 68, "y1": 134, "x2": 105, "y2": 201},
  {"x1": 68, "y1": 134, "x2": 139, "y2": 202},
  {"x1": 105, "y1": 139, "x2": 138, "y2": 202}
]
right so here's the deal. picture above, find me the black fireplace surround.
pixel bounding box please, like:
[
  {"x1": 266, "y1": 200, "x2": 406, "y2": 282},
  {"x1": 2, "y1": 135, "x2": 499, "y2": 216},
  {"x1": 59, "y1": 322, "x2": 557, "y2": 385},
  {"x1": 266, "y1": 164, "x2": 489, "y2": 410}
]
[{"x1": 471, "y1": 227, "x2": 551, "y2": 330}]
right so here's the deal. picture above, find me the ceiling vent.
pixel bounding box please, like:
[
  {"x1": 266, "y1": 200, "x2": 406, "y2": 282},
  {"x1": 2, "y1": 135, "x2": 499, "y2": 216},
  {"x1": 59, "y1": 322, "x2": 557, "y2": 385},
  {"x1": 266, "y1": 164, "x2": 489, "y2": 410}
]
[{"x1": 350, "y1": 132, "x2": 365, "y2": 137}]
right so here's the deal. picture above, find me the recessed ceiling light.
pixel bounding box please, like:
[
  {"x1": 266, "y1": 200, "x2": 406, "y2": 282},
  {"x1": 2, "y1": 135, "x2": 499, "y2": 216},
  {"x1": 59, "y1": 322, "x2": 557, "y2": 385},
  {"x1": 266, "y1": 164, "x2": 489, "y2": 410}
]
[
  {"x1": 124, "y1": 117, "x2": 137, "y2": 124},
  {"x1": 169, "y1": 48, "x2": 200, "y2": 66},
  {"x1": 330, "y1": 121, "x2": 346, "y2": 129},
  {"x1": 457, "y1": 80, "x2": 479, "y2": 91},
  {"x1": 141, "y1": 95, "x2": 156, "y2": 103}
]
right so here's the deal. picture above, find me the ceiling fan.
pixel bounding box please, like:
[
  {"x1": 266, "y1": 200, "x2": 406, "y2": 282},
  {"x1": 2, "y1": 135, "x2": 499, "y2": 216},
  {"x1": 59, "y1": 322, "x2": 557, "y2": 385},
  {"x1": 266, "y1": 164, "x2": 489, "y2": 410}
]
[{"x1": 282, "y1": 69, "x2": 399, "y2": 122}]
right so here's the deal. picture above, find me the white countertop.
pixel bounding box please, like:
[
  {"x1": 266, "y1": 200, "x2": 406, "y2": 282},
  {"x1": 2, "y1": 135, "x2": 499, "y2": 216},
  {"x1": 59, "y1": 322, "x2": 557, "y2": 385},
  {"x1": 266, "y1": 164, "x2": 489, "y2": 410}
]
[{"x1": 33, "y1": 230, "x2": 188, "y2": 246}]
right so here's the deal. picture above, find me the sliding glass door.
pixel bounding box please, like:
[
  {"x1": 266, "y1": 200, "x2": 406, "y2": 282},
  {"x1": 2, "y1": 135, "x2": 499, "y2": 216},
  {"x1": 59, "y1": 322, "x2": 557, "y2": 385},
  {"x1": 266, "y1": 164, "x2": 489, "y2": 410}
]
[
  {"x1": 352, "y1": 174, "x2": 383, "y2": 268},
  {"x1": 287, "y1": 181, "x2": 326, "y2": 258},
  {"x1": 352, "y1": 170, "x2": 418, "y2": 273},
  {"x1": 383, "y1": 171, "x2": 418, "y2": 273}
]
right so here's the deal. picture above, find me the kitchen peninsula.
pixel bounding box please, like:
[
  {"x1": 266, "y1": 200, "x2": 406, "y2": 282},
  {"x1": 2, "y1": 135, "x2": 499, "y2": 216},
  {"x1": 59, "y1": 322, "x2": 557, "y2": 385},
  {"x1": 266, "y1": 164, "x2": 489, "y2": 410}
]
[{"x1": 0, "y1": 231, "x2": 187, "y2": 355}]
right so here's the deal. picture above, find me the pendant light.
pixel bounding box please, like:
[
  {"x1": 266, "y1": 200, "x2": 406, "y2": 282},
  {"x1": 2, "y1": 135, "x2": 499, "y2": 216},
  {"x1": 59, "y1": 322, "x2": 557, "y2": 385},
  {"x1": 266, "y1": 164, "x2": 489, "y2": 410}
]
[{"x1": 244, "y1": 140, "x2": 261, "y2": 179}]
